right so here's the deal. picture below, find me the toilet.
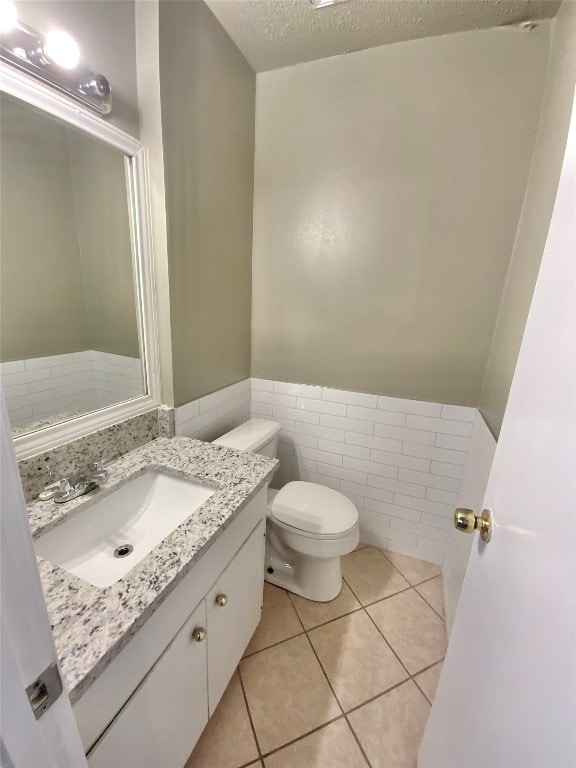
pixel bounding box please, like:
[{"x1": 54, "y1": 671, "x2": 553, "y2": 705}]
[{"x1": 213, "y1": 418, "x2": 359, "y2": 602}]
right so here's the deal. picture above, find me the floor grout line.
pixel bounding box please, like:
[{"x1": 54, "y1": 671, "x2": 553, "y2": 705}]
[
  {"x1": 237, "y1": 559, "x2": 445, "y2": 766},
  {"x1": 285, "y1": 589, "x2": 307, "y2": 633},
  {"x1": 413, "y1": 572, "x2": 443, "y2": 587},
  {"x1": 362, "y1": 544, "x2": 441, "y2": 582},
  {"x1": 326, "y1": 578, "x2": 439, "y2": 718},
  {"x1": 342, "y1": 574, "x2": 413, "y2": 679},
  {"x1": 286, "y1": 585, "x2": 376, "y2": 765},
  {"x1": 237, "y1": 759, "x2": 263, "y2": 768},
  {"x1": 363, "y1": 603, "x2": 413, "y2": 677},
  {"x1": 365, "y1": 599, "x2": 446, "y2": 688},
  {"x1": 343, "y1": 714, "x2": 373, "y2": 768},
  {"x1": 237, "y1": 665, "x2": 264, "y2": 761},
  {"x1": 343, "y1": 576, "x2": 447, "y2": 703},
  {"x1": 242, "y1": 628, "x2": 305, "y2": 659},
  {"x1": 286, "y1": 586, "x2": 349, "y2": 719},
  {"x1": 302, "y1": 632, "x2": 345, "y2": 715},
  {"x1": 413, "y1": 584, "x2": 446, "y2": 623},
  {"x1": 286, "y1": 577, "x2": 362, "y2": 633},
  {"x1": 412, "y1": 677, "x2": 433, "y2": 705},
  {"x1": 244, "y1": 587, "x2": 347, "y2": 762},
  {"x1": 359, "y1": 583, "x2": 414, "y2": 608},
  {"x1": 259, "y1": 714, "x2": 345, "y2": 760},
  {"x1": 306, "y1": 604, "x2": 365, "y2": 630},
  {"x1": 413, "y1": 656, "x2": 445, "y2": 677},
  {"x1": 344, "y1": 676, "x2": 416, "y2": 716},
  {"x1": 341, "y1": 655, "x2": 444, "y2": 716},
  {"x1": 411, "y1": 656, "x2": 446, "y2": 704},
  {"x1": 343, "y1": 547, "x2": 440, "y2": 607},
  {"x1": 379, "y1": 547, "x2": 443, "y2": 588}
]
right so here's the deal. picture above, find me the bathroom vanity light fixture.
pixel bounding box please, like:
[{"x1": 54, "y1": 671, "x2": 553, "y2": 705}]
[
  {"x1": 0, "y1": 0, "x2": 17, "y2": 33},
  {"x1": 0, "y1": 3, "x2": 112, "y2": 115},
  {"x1": 43, "y1": 29, "x2": 81, "y2": 70}
]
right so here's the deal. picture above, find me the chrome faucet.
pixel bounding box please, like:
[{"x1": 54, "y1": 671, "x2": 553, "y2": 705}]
[{"x1": 53, "y1": 463, "x2": 108, "y2": 504}]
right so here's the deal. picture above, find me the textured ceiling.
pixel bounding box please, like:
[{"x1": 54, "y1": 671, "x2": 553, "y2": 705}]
[{"x1": 204, "y1": 0, "x2": 561, "y2": 71}]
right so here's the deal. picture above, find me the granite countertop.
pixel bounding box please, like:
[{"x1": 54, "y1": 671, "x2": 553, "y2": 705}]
[
  {"x1": 12, "y1": 409, "x2": 88, "y2": 438},
  {"x1": 28, "y1": 437, "x2": 278, "y2": 704}
]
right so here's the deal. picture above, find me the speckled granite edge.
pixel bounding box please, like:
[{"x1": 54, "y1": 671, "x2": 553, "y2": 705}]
[
  {"x1": 12, "y1": 410, "x2": 88, "y2": 438},
  {"x1": 18, "y1": 410, "x2": 160, "y2": 503},
  {"x1": 157, "y1": 406, "x2": 175, "y2": 438},
  {"x1": 29, "y1": 437, "x2": 277, "y2": 704}
]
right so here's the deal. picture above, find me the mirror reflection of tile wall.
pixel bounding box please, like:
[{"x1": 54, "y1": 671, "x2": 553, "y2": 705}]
[
  {"x1": 2, "y1": 352, "x2": 144, "y2": 436},
  {"x1": 0, "y1": 93, "x2": 145, "y2": 436}
]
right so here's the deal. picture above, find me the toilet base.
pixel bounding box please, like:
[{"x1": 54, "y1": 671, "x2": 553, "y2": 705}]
[{"x1": 264, "y1": 540, "x2": 343, "y2": 602}]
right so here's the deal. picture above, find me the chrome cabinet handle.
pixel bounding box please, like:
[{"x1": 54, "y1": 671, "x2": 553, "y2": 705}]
[
  {"x1": 192, "y1": 626, "x2": 206, "y2": 642},
  {"x1": 215, "y1": 594, "x2": 228, "y2": 607}
]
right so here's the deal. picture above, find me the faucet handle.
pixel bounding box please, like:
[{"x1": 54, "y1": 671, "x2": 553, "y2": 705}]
[
  {"x1": 38, "y1": 478, "x2": 62, "y2": 501},
  {"x1": 90, "y1": 462, "x2": 108, "y2": 483},
  {"x1": 58, "y1": 478, "x2": 73, "y2": 494},
  {"x1": 38, "y1": 477, "x2": 72, "y2": 501}
]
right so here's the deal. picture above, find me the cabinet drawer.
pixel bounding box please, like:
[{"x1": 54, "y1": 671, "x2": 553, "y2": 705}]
[
  {"x1": 88, "y1": 601, "x2": 208, "y2": 768},
  {"x1": 206, "y1": 520, "x2": 265, "y2": 713}
]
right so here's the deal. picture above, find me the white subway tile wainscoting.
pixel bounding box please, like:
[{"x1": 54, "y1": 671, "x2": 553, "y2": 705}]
[
  {"x1": 2, "y1": 351, "x2": 144, "y2": 430},
  {"x1": 173, "y1": 377, "x2": 474, "y2": 564},
  {"x1": 252, "y1": 379, "x2": 474, "y2": 565},
  {"x1": 174, "y1": 379, "x2": 251, "y2": 442}
]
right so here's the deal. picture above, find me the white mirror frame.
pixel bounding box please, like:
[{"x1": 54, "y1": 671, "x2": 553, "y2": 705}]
[{"x1": 0, "y1": 62, "x2": 161, "y2": 460}]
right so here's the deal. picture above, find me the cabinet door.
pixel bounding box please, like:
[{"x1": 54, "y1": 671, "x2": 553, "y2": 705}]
[
  {"x1": 88, "y1": 601, "x2": 208, "y2": 768},
  {"x1": 206, "y1": 521, "x2": 265, "y2": 713}
]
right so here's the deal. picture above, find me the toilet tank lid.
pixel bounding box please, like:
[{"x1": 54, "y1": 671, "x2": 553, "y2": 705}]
[
  {"x1": 213, "y1": 418, "x2": 281, "y2": 452},
  {"x1": 270, "y1": 481, "x2": 358, "y2": 535}
]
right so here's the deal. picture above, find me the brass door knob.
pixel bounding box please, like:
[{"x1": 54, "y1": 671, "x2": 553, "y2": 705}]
[
  {"x1": 192, "y1": 626, "x2": 206, "y2": 642},
  {"x1": 454, "y1": 508, "x2": 493, "y2": 543},
  {"x1": 215, "y1": 594, "x2": 228, "y2": 607}
]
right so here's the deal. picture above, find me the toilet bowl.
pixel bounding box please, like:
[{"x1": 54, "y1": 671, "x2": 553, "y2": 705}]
[{"x1": 213, "y1": 418, "x2": 359, "y2": 602}]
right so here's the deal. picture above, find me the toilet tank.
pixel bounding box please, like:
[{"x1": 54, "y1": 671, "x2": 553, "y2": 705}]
[{"x1": 212, "y1": 419, "x2": 282, "y2": 458}]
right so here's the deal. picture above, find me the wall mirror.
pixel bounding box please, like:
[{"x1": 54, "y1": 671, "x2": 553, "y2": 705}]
[{"x1": 0, "y1": 64, "x2": 160, "y2": 459}]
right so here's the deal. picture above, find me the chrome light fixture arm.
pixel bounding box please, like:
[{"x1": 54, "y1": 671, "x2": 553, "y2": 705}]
[{"x1": 0, "y1": 13, "x2": 112, "y2": 115}]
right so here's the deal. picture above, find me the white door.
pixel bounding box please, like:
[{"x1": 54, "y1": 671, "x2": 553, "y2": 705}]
[
  {"x1": 419, "y1": 90, "x2": 576, "y2": 768},
  {"x1": 0, "y1": 395, "x2": 87, "y2": 768}
]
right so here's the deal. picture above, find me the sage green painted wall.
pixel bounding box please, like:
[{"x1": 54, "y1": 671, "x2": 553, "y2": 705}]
[
  {"x1": 0, "y1": 97, "x2": 140, "y2": 362},
  {"x1": 67, "y1": 131, "x2": 140, "y2": 358},
  {"x1": 251, "y1": 27, "x2": 550, "y2": 406},
  {"x1": 0, "y1": 96, "x2": 90, "y2": 361},
  {"x1": 159, "y1": 1, "x2": 255, "y2": 407},
  {"x1": 478, "y1": 1, "x2": 576, "y2": 437},
  {"x1": 1, "y1": 1, "x2": 142, "y2": 363}
]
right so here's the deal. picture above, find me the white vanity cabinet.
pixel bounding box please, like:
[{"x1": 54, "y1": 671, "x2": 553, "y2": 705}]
[
  {"x1": 88, "y1": 600, "x2": 209, "y2": 768},
  {"x1": 78, "y1": 489, "x2": 267, "y2": 768},
  {"x1": 206, "y1": 520, "x2": 265, "y2": 713}
]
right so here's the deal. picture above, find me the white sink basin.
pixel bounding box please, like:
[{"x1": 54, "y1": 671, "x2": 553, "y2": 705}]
[{"x1": 35, "y1": 471, "x2": 216, "y2": 588}]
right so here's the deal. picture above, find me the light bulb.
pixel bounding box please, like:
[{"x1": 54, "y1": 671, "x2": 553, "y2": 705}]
[
  {"x1": 0, "y1": 0, "x2": 18, "y2": 33},
  {"x1": 44, "y1": 29, "x2": 80, "y2": 69}
]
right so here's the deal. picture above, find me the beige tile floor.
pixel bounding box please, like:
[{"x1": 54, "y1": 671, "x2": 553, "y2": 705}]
[{"x1": 186, "y1": 545, "x2": 446, "y2": 768}]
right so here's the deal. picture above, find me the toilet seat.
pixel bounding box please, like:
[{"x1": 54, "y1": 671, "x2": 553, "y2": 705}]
[
  {"x1": 269, "y1": 481, "x2": 358, "y2": 538},
  {"x1": 270, "y1": 515, "x2": 357, "y2": 541}
]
